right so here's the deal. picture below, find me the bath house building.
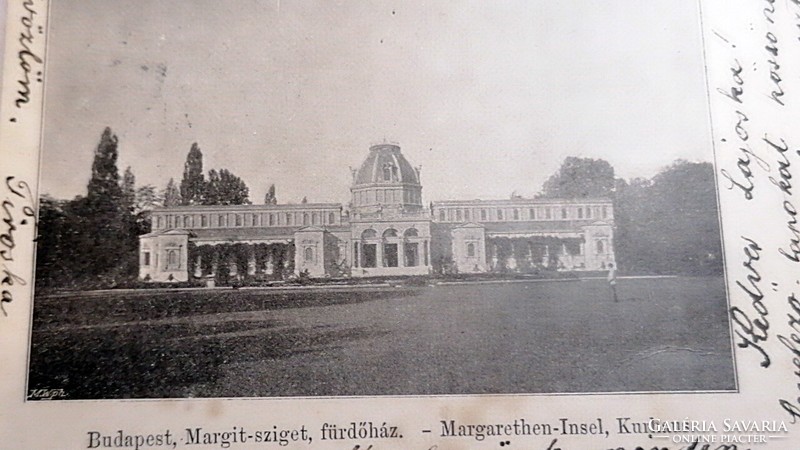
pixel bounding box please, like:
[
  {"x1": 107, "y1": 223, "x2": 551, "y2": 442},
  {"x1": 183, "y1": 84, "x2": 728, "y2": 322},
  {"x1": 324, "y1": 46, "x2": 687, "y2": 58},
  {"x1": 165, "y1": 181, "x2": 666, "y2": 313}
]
[{"x1": 139, "y1": 143, "x2": 616, "y2": 281}]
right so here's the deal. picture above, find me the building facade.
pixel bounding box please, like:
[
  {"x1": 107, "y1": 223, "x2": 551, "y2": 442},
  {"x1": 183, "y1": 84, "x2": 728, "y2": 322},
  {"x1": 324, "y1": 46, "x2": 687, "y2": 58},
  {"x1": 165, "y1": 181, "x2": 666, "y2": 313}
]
[{"x1": 139, "y1": 143, "x2": 615, "y2": 281}]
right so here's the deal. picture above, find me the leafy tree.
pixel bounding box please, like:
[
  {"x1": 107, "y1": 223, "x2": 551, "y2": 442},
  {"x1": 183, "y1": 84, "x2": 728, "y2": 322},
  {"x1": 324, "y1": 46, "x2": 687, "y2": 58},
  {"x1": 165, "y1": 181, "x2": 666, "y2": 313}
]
[
  {"x1": 163, "y1": 178, "x2": 182, "y2": 207},
  {"x1": 180, "y1": 142, "x2": 205, "y2": 205},
  {"x1": 35, "y1": 196, "x2": 82, "y2": 287},
  {"x1": 264, "y1": 183, "x2": 277, "y2": 205},
  {"x1": 540, "y1": 157, "x2": 615, "y2": 199},
  {"x1": 614, "y1": 160, "x2": 722, "y2": 275},
  {"x1": 203, "y1": 169, "x2": 250, "y2": 205}
]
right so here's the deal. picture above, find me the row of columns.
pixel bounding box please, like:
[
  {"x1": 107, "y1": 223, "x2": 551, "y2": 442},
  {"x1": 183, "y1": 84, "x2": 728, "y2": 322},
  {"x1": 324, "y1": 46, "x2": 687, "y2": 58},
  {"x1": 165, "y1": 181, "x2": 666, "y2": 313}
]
[{"x1": 353, "y1": 239, "x2": 430, "y2": 268}]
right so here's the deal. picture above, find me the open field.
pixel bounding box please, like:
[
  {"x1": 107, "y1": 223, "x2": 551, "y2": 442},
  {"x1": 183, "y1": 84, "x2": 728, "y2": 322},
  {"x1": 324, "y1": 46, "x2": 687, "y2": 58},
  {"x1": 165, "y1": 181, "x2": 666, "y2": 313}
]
[{"x1": 28, "y1": 277, "x2": 735, "y2": 399}]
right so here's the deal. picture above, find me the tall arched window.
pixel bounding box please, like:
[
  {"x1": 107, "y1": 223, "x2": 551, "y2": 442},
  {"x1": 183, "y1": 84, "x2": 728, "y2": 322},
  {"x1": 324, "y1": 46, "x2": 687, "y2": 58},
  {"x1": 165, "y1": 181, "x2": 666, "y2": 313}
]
[
  {"x1": 361, "y1": 229, "x2": 378, "y2": 239},
  {"x1": 304, "y1": 247, "x2": 314, "y2": 262},
  {"x1": 597, "y1": 240, "x2": 604, "y2": 254},
  {"x1": 167, "y1": 249, "x2": 179, "y2": 268},
  {"x1": 467, "y1": 243, "x2": 476, "y2": 257},
  {"x1": 303, "y1": 213, "x2": 309, "y2": 225},
  {"x1": 329, "y1": 212, "x2": 336, "y2": 224}
]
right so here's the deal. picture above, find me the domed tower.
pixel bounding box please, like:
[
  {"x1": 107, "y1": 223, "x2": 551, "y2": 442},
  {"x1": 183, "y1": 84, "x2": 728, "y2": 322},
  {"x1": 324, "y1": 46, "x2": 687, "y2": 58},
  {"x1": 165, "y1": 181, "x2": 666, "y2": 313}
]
[{"x1": 351, "y1": 143, "x2": 423, "y2": 217}]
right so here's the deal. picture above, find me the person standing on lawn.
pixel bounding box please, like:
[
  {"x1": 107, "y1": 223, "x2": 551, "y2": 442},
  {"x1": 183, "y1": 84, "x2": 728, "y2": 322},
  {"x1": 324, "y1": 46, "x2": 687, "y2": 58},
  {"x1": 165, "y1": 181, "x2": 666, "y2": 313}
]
[{"x1": 607, "y1": 263, "x2": 618, "y2": 302}]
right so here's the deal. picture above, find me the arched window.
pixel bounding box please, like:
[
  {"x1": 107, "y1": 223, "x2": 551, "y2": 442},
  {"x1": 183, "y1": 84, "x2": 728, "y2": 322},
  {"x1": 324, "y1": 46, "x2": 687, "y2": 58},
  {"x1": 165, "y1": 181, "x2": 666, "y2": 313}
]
[
  {"x1": 312, "y1": 213, "x2": 319, "y2": 225},
  {"x1": 404, "y1": 228, "x2": 418, "y2": 238},
  {"x1": 303, "y1": 213, "x2": 309, "y2": 225},
  {"x1": 304, "y1": 247, "x2": 314, "y2": 262},
  {"x1": 513, "y1": 209, "x2": 519, "y2": 220},
  {"x1": 529, "y1": 208, "x2": 536, "y2": 220},
  {"x1": 467, "y1": 243, "x2": 476, "y2": 257},
  {"x1": 167, "y1": 249, "x2": 179, "y2": 268},
  {"x1": 497, "y1": 209, "x2": 504, "y2": 220},
  {"x1": 383, "y1": 165, "x2": 392, "y2": 181},
  {"x1": 586, "y1": 207, "x2": 592, "y2": 218},
  {"x1": 361, "y1": 229, "x2": 378, "y2": 239},
  {"x1": 383, "y1": 228, "x2": 398, "y2": 238},
  {"x1": 329, "y1": 212, "x2": 336, "y2": 224},
  {"x1": 439, "y1": 210, "x2": 446, "y2": 221},
  {"x1": 156, "y1": 216, "x2": 163, "y2": 229},
  {"x1": 201, "y1": 215, "x2": 208, "y2": 227},
  {"x1": 456, "y1": 210, "x2": 462, "y2": 221},
  {"x1": 561, "y1": 208, "x2": 568, "y2": 219},
  {"x1": 218, "y1": 214, "x2": 226, "y2": 227},
  {"x1": 286, "y1": 213, "x2": 292, "y2": 225},
  {"x1": 577, "y1": 208, "x2": 583, "y2": 219},
  {"x1": 235, "y1": 214, "x2": 242, "y2": 226},
  {"x1": 597, "y1": 240, "x2": 605, "y2": 254},
  {"x1": 464, "y1": 210, "x2": 470, "y2": 221},
  {"x1": 481, "y1": 209, "x2": 487, "y2": 221},
  {"x1": 176, "y1": 216, "x2": 183, "y2": 228}
]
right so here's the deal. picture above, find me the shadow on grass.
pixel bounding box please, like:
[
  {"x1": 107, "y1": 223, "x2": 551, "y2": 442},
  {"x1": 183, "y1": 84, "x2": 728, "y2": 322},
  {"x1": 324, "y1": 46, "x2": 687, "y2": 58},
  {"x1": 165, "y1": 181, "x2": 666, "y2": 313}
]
[
  {"x1": 32, "y1": 288, "x2": 418, "y2": 329},
  {"x1": 28, "y1": 319, "x2": 384, "y2": 399}
]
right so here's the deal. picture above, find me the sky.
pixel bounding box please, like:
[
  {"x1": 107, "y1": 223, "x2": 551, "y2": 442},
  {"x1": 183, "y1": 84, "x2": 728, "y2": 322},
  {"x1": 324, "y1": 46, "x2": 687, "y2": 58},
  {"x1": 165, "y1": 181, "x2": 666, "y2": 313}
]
[{"x1": 40, "y1": 0, "x2": 712, "y2": 204}]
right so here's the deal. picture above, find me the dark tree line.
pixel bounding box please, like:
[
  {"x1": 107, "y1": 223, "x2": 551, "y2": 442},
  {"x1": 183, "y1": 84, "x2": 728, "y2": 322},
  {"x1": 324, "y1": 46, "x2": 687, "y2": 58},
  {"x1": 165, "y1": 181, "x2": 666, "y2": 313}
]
[
  {"x1": 36, "y1": 128, "x2": 145, "y2": 288},
  {"x1": 540, "y1": 157, "x2": 723, "y2": 276},
  {"x1": 35, "y1": 129, "x2": 262, "y2": 289}
]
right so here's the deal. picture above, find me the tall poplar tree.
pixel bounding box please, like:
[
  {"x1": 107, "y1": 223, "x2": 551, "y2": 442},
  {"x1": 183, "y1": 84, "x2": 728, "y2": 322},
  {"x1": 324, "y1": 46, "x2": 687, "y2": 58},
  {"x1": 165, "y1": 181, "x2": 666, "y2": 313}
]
[
  {"x1": 82, "y1": 127, "x2": 128, "y2": 281},
  {"x1": 180, "y1": 142, "x2": 205, "y2": 205},
  {"x1": 264, "y1": 183, "x2": 277, "y2": 205},
  {"x1": 121, "y1": 166, "x2": 136, "y2": 213}
]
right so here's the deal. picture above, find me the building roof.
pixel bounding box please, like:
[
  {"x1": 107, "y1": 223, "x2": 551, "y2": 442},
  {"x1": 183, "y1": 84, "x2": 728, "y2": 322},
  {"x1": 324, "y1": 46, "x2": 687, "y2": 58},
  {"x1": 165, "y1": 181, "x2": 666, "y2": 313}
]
[
  {"x1": 354, "y1": 144, "x2": 420, "y2": 186},
  {"x1": 152, "y1": 203, "x2": 343, "y2": 214},
  {"x1": 431, "y1": 198, "x2": 613, "y2": 206},
  {"x1": 481, "y1": 220, "x2": 610, "y2": 234}
]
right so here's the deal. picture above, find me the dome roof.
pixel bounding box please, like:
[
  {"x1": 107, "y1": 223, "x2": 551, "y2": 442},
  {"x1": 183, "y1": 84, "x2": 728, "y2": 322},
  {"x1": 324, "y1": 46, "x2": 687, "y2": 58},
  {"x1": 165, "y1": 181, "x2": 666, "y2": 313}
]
[{"x1": 353, "y1": 144, "x2": 419, "y2": 186}]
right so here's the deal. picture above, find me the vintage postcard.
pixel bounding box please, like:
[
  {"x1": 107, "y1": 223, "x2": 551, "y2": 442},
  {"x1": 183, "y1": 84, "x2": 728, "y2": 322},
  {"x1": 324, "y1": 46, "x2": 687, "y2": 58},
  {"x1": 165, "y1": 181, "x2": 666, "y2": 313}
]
[{"x1": 1, "y1": 0, "x2": 799, "y2": 449}]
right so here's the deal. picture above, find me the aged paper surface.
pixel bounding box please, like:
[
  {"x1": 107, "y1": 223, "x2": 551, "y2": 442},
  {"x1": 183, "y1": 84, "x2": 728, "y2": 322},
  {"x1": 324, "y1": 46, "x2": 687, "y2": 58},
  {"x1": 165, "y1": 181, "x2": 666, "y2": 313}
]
[{"x1": 1, "y1": 0, "x2": 799, "y2": 449}]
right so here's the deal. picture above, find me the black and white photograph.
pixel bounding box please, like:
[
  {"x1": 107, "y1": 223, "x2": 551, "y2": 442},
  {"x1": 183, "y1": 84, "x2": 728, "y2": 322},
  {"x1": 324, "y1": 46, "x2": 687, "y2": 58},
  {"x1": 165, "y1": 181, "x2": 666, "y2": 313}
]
[{"x1": 26, "y1": 0, "x2": 736, "y2": 400}]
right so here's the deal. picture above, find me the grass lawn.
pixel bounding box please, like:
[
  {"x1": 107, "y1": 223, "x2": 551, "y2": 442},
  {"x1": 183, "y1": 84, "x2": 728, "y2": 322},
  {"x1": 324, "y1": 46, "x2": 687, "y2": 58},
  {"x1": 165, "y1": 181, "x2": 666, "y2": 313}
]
[{"x1": 27, "y1": 276, "x2": 735, "y2": 399}]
